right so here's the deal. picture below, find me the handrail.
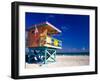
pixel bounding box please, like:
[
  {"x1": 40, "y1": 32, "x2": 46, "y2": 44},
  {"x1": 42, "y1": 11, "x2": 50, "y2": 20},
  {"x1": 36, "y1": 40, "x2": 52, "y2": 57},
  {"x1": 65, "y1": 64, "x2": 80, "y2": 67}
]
[{"x1": 46, "y1": 36, "x2": 62, "y2": 48}]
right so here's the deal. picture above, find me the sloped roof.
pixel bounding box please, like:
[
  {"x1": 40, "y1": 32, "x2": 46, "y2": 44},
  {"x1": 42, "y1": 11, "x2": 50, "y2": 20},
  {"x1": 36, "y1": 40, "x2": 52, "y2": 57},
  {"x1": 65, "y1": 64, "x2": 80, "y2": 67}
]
[{"x1": 27, "y1": 21, "x2": 62, "y2": 35}]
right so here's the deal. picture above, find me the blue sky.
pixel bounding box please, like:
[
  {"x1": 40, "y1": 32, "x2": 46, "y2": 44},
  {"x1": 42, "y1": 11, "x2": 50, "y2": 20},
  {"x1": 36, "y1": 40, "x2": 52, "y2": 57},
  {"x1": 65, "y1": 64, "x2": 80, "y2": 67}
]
[{"x1": 25, "y1": 12, "x2": 89, "y2": 53}]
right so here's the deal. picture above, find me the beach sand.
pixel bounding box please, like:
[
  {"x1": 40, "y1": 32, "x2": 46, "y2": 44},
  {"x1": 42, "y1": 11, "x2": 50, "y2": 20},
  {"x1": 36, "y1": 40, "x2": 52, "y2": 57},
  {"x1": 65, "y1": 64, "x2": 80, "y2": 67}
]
[{"x1": 25, "y1": 55, "x2": 89, "y2": 69}]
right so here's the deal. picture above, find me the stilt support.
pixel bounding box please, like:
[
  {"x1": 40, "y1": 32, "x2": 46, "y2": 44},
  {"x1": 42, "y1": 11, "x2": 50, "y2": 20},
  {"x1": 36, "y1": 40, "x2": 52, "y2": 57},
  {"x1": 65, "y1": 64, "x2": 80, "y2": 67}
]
[{"x1": 26, "y1": 47, "x2": 56, "y2": 64}]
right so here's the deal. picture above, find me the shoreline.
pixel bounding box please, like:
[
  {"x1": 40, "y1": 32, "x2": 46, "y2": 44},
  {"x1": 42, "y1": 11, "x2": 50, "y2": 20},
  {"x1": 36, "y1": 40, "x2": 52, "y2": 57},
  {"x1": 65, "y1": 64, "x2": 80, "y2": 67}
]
[{"x1": 25, "y1": 55, "x2": 89, "y2": 69}]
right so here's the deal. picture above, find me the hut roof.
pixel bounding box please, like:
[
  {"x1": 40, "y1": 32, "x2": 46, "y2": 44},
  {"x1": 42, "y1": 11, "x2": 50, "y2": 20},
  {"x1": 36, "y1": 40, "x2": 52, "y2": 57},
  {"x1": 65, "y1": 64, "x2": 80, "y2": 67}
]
[{"x1": 27, "y1": 21, "x2": 62, "y2": 35}]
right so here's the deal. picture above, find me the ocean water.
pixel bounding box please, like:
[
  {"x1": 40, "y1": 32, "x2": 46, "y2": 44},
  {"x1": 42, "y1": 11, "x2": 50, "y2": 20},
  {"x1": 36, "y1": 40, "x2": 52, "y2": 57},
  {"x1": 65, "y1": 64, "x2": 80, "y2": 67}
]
[{"x1": 56, "y1": 52, "x2": 89, "y2": 56}]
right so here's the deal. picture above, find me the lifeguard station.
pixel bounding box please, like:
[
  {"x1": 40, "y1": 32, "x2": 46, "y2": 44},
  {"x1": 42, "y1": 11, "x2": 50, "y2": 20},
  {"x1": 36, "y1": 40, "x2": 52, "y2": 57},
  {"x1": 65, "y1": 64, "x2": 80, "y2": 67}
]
[{"x1": 26, "y1": 21, "x2": 62, "y2": 64}]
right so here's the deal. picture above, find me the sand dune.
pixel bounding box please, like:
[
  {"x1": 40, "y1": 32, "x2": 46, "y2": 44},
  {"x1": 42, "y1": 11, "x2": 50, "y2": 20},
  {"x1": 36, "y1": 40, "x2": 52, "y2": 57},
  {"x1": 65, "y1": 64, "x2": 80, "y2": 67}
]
[{"x1": 25, "y1": 55, "x2": 89, "y2": 69}]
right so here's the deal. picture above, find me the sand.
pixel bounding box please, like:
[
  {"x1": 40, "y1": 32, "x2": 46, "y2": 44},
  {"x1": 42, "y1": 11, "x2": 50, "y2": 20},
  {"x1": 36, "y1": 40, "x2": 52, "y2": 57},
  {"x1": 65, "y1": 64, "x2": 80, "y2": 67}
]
[{"x1": 25, "y1": 55, "x2": 89, "y2": 69}]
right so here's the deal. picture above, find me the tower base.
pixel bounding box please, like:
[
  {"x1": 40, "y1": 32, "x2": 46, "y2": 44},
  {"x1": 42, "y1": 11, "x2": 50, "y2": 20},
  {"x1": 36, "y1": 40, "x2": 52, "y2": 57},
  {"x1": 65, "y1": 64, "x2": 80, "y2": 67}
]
[{"x1": 26, "y1": 47, "x2": 56, "y2": 64}]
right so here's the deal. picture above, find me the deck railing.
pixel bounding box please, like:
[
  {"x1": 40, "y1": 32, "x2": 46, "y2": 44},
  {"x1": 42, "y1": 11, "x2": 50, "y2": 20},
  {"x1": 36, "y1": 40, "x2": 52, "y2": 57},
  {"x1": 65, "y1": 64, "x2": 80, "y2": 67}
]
[{"x1": 44, "y1": 36, "x2": 62, "y2": 49}]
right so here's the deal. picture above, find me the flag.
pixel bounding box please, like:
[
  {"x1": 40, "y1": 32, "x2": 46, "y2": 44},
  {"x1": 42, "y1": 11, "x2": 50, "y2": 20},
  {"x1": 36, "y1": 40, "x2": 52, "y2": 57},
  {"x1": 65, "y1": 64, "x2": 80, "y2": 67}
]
[
  {"x1": 34, "y1": 25, "x2": 38, "y2": 36},
  {"x1": 33, "y1": 25, "x2": 39, "y2": 46}
]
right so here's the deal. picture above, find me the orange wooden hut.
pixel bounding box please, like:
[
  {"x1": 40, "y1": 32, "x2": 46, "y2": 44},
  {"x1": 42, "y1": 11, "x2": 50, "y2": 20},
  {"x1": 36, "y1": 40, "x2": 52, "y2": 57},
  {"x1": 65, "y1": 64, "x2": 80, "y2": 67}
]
[{"x1": 27, "y1": 21, "x2": 62, "y2": 49}]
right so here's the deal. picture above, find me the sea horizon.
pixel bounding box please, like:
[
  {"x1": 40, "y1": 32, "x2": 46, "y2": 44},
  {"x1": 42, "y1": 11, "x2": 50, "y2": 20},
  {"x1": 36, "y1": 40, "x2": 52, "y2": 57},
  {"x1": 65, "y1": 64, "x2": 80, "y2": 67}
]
[{"x1": 56, "y1": 52, "x2": 89, "y2": 56}]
